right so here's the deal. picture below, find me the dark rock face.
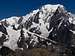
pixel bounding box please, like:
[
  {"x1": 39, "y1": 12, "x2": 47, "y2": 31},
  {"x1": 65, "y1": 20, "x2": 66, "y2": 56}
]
[
  {"x1": 0, "y1": 34, "x2": 8, "y2": 46},
  {"x1": 18, "y1": 17, "x2": 23, "y2": 24},
  {"x1": 0, "y1": 25, "x2": 8, "y2": 35},
  {"x1": 70, "y1": 47, "x2": 75, "y2": 56},
  {"x1": 0, "y1": 46, "x2": 14, "y2": 56},
  {"x1": 17, "y1": 29, "x2": 27, "y2": 48},
  {"x1": 24, "y1": 18, "x2": 33, "y2": 29},
  {"x1": 48, "y1": 7, "x2": 73, "y2": 48},
  {"x1": 33, "y1": 12, "x2": 40, "y2": 23}
]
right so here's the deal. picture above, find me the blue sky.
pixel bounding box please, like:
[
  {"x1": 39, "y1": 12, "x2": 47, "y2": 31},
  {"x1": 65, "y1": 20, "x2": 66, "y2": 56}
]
[{"x1": 0, "y1": 0, "x2": 75, "y2": 19}]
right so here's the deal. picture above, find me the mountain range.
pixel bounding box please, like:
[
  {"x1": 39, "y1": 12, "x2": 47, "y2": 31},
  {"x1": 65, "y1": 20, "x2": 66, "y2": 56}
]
[{"x1": 0, "y1": 4, "x2": 75, "y2": 52}]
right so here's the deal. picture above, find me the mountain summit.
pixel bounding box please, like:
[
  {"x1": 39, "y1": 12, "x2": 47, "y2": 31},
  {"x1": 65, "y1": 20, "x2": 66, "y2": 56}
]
[{"x1": 0, "y1": 4, "x2": 75, "y2": 51}]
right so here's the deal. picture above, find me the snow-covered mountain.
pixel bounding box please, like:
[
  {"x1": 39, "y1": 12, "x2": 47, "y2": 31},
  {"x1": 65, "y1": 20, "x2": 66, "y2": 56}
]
[{"x1": 0, "y1": 4, "x2": 75, "y2": 50}]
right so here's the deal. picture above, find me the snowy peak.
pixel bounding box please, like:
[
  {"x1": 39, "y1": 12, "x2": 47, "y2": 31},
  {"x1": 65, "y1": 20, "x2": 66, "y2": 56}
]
[
  {"x1": 41, "y1": 4, "x2": 64, "y2": 13},
  {"x1": 0, "y1": 4, "x2": 65, "y2": 27}
]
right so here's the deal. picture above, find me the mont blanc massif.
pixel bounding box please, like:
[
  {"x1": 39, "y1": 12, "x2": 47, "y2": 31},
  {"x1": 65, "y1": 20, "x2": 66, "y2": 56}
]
[{"x1": 0, "y1": 4, "x2": 75, "y2": 56}]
